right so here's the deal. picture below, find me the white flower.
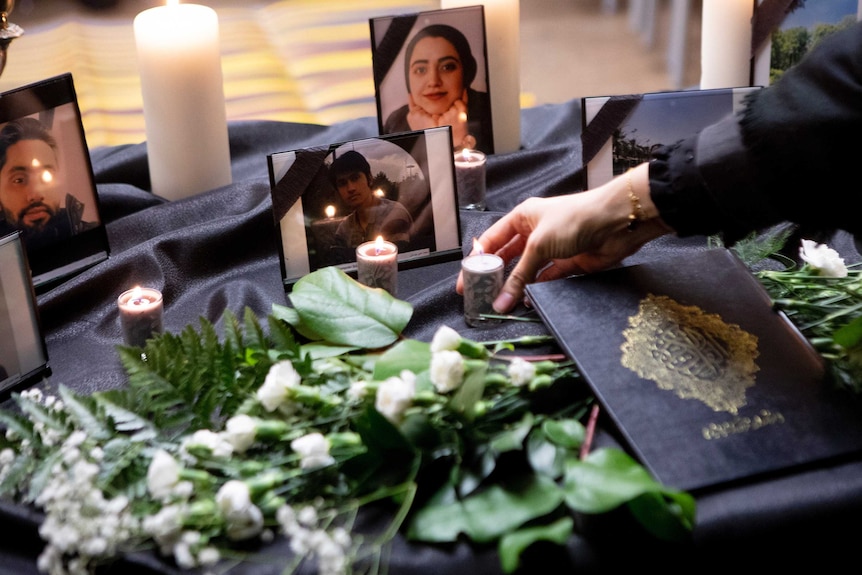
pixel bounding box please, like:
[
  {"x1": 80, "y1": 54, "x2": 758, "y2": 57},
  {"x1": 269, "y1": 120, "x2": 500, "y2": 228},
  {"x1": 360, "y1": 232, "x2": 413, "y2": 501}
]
[
  {"x1": 216, "y1": 480, "x2": 264, "y2": 541},
  {"x1": 223, "y1": 414, "x2": 257, "y2": 453},
  {"x1": 375, "y1": 370, "x2": 416, "y2": 423},
  {"x1": 291, "y1": 432, "x2": 335, "y2": 469},
  {"x1": 257, "y1": 360, "x2": 302, "y2": 411},
  {"x1": 508, "y1": 357, "x2": 536, "y2": 387},
  {"x1": 430, "y1": 325, "x2": 462, "y2": 352},
  {"x1": 147, "y1": 449, "x2": 181, "y2": 500},
  {"x1": 347, "y1": 380, "x2": 368, "y2": 402},
  {"x1": 181, "y1": 429, "x2": 234, "y2": 459},
  {"x1": 799, "y1": 239, "x2": 848, "y2": 278},
  {"x1": 430, "y1": 350, "x2": 465, "y2": 393}
]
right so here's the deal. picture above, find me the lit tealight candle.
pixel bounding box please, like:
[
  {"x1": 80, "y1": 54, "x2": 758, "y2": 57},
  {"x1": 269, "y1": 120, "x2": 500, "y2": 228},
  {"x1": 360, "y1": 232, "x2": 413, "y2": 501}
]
[
  {"x1": 454, "y1": 148, "x2": 487, "y2": 211},
  {"x1": 356, "y1": 236, "x2": 398, "y2": 296},
  {"x1": 134, "y1": 0, "x2": 232, "y2": 201},
  {"x1": 461, "y1": 239, "x2": 504, "y2": 327},
  {"x1": 118, "y1": 286, "x2": 164, "y2": 347}
]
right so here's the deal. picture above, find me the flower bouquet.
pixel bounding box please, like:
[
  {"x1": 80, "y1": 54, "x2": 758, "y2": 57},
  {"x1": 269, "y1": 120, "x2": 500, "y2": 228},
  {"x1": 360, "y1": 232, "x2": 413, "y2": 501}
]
[{"x1": 0, "y1": 267, "x2": 694, "y2": 575}]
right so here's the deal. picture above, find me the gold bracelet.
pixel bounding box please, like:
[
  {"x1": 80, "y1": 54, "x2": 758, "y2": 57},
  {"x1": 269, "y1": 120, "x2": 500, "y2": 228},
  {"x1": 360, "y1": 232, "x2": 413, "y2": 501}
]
[{"x1": 625, "y1": 169, "x2": 643, "y2": 232}]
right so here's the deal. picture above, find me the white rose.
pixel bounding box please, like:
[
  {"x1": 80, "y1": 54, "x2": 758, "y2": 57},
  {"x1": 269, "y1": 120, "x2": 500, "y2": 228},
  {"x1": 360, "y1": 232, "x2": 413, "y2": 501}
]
[
  {"x1": 223, "y1": 414, "x2": 257, "y2": 453},
  {"x1": 375, "y1": 371, "x2": 416, "y2": 423},
  {"x1": 799, "y1": 239, "x2": 848, "y2": 278},
  {"x1": 216, "y1": 480, "x2": 264, "y2": 541},
  {"x1": 507, "y1": 357, "x2": 537, "y2": 387},
  {"x1": 430, "y1": 325, "x2": 462, "y2": 352},
  {"x1": 257, "y1": 360, "x2": 302, "y2": 412},
  {"x1": 430, "y1": 350, "x2": 465, "y2": 393},
  {"x1": 147, "y1": 449, "x2": 180, "y2": 500},
  {"x1": 181, "y1": 429, "x2": 233, "y2": 458},
  {"x1": 290, "y1": 432, "x2": 335, "y2": 469}
]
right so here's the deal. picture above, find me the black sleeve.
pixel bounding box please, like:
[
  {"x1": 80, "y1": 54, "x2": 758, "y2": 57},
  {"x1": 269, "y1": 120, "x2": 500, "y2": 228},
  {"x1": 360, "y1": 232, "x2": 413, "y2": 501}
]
[{"x1": 649, "y1": 21, "x2": 862, "y2": 238}]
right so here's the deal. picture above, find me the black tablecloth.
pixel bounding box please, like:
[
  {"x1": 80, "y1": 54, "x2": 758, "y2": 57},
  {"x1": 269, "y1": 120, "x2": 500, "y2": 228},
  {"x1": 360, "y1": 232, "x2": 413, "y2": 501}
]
[{"x1": 3, "y1": 100, "x2": 862, "y2": 573}]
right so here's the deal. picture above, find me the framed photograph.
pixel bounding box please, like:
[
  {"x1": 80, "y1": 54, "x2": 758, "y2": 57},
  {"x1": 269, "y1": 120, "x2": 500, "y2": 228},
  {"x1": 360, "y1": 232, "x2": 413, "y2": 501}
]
[
  {"x1": 752, "y1": 0, "x2": 861, "y2": 86},
  {"x1": 0, "y1": 232, "x2": 49, "y2": 395},
  {"x1": 0, "y1": 73, "x2": 110, "y2": 291},
  {"x1": 267, "y1": 126, "x2": 462, "y2": 288},
  {"x1": 582, "y1": 87, "x2": 762, "y2": 189},
  {"x1": 370, "y1": 6, "x2": 495, "y2": 154}
]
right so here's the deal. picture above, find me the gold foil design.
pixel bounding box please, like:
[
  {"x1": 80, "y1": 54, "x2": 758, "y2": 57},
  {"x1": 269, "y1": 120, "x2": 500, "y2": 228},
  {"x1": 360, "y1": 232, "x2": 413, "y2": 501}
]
[{"x1": 621, "y1": 293, "x2": 759, "y2": 414}]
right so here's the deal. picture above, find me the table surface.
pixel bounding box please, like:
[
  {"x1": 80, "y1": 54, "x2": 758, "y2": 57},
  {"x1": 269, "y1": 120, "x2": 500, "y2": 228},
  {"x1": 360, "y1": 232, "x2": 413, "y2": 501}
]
[{"x1": 4, "y1": 100, "x2": 862, "y2": 573}]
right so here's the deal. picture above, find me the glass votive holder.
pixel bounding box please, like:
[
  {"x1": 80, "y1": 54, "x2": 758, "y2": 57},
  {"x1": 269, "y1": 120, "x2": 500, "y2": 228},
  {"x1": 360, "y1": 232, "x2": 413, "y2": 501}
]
[
  {"x1": 356, "y1": 237, "x2": 398, "y2": 296},
  {"x1": 454, "y1": 148, "x2": 487, "y2": 211},
  {"x1": 118, "y1": 286, "x2": 164, "y2": 347},
  {"x1": 461, "y1": 251, "x2": 504, "y2": 327}
]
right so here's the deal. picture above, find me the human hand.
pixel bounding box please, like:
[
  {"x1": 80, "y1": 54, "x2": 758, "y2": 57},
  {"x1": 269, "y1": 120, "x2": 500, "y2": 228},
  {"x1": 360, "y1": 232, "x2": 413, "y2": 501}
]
[
  {"x1": 455, "y1": 163, "x2": 672, "y2": 312},
  {"x1": 438, "y1": 90, "x2": 469, "y2": 148},
  {"x1": 406, "y1": 93, "x2": 439, "y2": 131}
]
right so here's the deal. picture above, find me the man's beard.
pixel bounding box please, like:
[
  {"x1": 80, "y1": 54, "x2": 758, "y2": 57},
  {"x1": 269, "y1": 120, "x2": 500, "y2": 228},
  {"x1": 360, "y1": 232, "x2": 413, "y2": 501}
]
[{"x1": 18, "y1": 202, "x2": 57, "y2": 231}]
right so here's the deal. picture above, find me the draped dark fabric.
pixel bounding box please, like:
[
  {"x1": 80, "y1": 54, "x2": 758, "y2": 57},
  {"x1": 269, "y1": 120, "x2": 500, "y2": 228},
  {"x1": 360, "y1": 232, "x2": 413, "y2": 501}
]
[{"x1": 3, "y1": 101, "x2": 862, "y2": 573}]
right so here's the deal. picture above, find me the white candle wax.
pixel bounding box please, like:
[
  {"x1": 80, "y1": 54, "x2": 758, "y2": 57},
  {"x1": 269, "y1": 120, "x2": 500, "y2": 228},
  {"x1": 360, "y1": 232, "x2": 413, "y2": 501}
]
[
  {"x1": 441, "y1": 0, "x2": 521, "y2": 154},
  {"x1": 118, "y1": 286, "x2": 164, "y2": 347},
  {"x1": 454, "y1": 148, "x2": 487, "y2": 210},
  {"x1": 356, "y1": 238, "x2": 399, "y2": 296},
  {"x1": 700, "y1": 0, "x2": 754, "y2": 89},
  {"x1": 134, "y1": 2, "x2": 232, "y2": 201},
  {"x1": 461, "y1": 251, "x2": 504, "y2": 327}
]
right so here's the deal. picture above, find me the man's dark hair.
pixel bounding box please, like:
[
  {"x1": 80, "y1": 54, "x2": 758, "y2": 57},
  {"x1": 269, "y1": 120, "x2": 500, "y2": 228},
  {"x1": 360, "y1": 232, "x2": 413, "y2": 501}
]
[
  {"x1": 403, "y1": 24, "x2": 478, "y2": 93},
  {"x1": 0, "y1": 117, "x2": 58, "y2": 170},
  {"x1": 328, "y1": 150, "x2": 372, "y2": 187}
]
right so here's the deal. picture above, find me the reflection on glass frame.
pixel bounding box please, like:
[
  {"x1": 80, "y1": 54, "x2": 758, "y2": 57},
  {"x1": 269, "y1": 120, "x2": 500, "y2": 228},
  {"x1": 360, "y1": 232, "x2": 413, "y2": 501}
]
[
  {"x1": 0, "y1": 232, "x2": 49, "y2": 395},
  {"x1": 0, "y1": 73, "x2": 110, "y2": 291},
  {"x1": 370, "y1": 6, "x2": 495, "y2": 154},
  {"x1": 582, "y1": 87, "x2": 762, "y2": 189},
  {"x1": 267, "y1": 126, "x2": 462, "y2": 288},
  {"x1": 752, "y1": 0, "x2": 861, "y2": 86}
]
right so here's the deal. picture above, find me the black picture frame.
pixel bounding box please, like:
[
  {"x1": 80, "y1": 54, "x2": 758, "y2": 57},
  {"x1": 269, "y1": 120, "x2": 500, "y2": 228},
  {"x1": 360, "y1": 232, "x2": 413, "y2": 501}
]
[
  {"x1": 0, "y1": 232, "x2": 49, "y2": 396},
  {"x1": 582, "y1": 87, "x2": 762, "y2": 189},
  {"x1": 370, "y1": 6, "x2": 495, "y2": 154},
  {"x1": 267, "y1": 126, "x2": 462, "y2": 288},
  {"x1": 0, "y1": 73, "x2": 110, "y2": 291}
]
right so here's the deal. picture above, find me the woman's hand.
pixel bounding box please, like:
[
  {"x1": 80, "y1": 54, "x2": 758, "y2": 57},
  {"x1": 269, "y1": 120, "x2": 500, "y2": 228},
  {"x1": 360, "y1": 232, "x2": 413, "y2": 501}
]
[
  {"x1": 406, "y1": 93, "x2": 440, "y2": 131},
  {"x1": 438, "y1": 90, "x2": 469, "y2": 148},
  {"x1": 456, "y1": 163, "x2": 673, "y2": 312}
]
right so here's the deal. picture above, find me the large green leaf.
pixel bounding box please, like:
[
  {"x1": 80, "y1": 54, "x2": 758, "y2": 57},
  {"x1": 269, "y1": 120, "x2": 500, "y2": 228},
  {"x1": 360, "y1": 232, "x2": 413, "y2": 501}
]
[
  {"x1": 289, "y1": 267, "x2": 413, "y2": 349},
  {"x1": 374, "y1": 339, "x2": 431, "y2": 380},
  {"x1": 408, "y1": 474, "x2": 563, "y2": 543},
  {"x1": 498, "y1": 517, "x2": 573, "y2": 573}
]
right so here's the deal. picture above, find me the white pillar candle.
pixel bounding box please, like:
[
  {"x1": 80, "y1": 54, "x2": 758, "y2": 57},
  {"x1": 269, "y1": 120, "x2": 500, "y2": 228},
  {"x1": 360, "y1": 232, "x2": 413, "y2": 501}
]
[
  {"x1": 356, "y1": 236, "x2": 399, "y2": 296},
  {"x1": 461, "y1": 244, "x2": 504, "y2": 327},
  {"x1": 441, "y1": 0, "x2": 521, "y2": 154},
  {"x1": 118, "y1": 286, "x2": 164, "y2": 347},
  {"x1": 134, "y1": 1, "x2": 232, "y2": 201},
  {"x1": 454, "y1": 148, "x2": 487, "y2": 210},
  {"x1": 700, "y1": 0, "x2": 754, "y2": 89}
]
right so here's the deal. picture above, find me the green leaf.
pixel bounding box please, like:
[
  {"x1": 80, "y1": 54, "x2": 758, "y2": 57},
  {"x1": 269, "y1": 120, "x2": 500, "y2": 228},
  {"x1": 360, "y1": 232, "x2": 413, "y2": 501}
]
[
  {"x1": 542, "y1": 418, "x2": 586, "y2": 449},
  {"x1": 834, "y1": 315, "x2": 862, "y2": 348},
  {"x1": 271, "y1": 303, "x2": 323, "y2": 341},
  {"x1": 498, "y1": 517, "x2": 573, "y2": 573},
  {"x1": 627, "y1": 490, "x2": 696, "y2": 541},
  {"x1": 449, "y1": 361, "x2": 487, "y2": 420},
  {"x1": 289, "y1": 267, "x2": 412, "y2": 349},
  {"x1": 408, "y1": 474, "x2": 563, "y2": 543},
  {"x1": 562, "y1": 448, "x2": 664, "y2": 514},
  {"x1": 301, "y1": 342, "x2": 360, "y2": 360},
  {"x1": 374, "y1": 339, "x2": 431, "y2": 380}
]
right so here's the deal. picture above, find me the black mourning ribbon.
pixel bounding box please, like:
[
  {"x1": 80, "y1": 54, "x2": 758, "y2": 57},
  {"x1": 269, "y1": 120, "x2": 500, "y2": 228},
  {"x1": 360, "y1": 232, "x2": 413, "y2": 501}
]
[
  {"x1": 372, "y1": 15, "x2": 418, "y2": 89},
  {"x1": 271, "y1": 148, "x2": 330, "y2": 224},
  {"x1": 751, "y1": 0, "x2": 798, "y2": 58},
  {"x1": 580, "y1": 94, "x2": 643, "y2": 169}
]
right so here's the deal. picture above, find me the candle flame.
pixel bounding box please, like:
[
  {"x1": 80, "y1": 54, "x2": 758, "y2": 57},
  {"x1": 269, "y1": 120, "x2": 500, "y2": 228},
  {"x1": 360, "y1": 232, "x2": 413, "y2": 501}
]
[
  {"x1": 472, "y1": 238, "x2": 484, "y2": 255},
  {"x1": 131, "y1": 285, "x2": 143, "y2": 299},
  {"x1": 374, "y1": 188, "x2": 385, "y2": 198},
  {"x1": 460, "y1": 148, "x2": 471, "y2": 161},
  {"x1": 375, "y1": 235, "x2": 385, "y2": 255},
  {"x1": 166, "y1": 0, "x2": 179, "y2": 6},
  {"x1": 324, "y1": 205, "x2": 336, "y2": 218}
]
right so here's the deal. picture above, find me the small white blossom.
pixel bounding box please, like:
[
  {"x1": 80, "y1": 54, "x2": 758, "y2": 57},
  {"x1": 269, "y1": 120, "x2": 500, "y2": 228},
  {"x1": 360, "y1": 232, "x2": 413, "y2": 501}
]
[
  {"x1": 223, "y1": 414, "x2": 257, "y2": 453},
  {"x1": 375, "y1": 370, "x2": 416, "y2": 423},
  {"x1": 291, "y1": 432, "x2": 335, "y2": 469},
  {"x1": 147, "y1": 449, "x2": 181, "y2": 500},
  {"x1": 257, "y1": 360, "x2": 302, "y2": 411},
  {"x1": 216, "y1": 480, "x2": 264, "y2": 541},
  {"x1": 430, "y1": 350, "x2": 465, "y2": 393},
  {"x1": 181, "y1": 429, "x2": 234, "y2": 459},
  {"x1": 800, "y1": 239, "x2": 848, "y2": 278},
  {"x1": 430, "y1": 325, "x2": 462, "y2": 352},
  {"x1": 508, "y1": 357, "x2": 537, "y2": 387},
  {"x1": 347, "y1": 380, "x2": 368, "y2": 402}
]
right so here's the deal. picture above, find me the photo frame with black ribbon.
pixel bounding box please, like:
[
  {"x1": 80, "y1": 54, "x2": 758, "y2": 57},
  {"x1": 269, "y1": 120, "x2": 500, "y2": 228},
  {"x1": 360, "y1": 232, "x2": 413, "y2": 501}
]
[
  {"x1": 267, "y1": 126, "x2": 462, "y2": 288},
  {"x1": 0, "y1": 73, "x2": 110, "y2": 291},
  {"x1": 370, "y1": 6, "x2": 494, "y2": 154},
  {"x1": 581, "y1": 86, "x2": 762, "y2": 190},
  {"x1": 0, "y1": 232, "x2": 49, "y2": 396}
]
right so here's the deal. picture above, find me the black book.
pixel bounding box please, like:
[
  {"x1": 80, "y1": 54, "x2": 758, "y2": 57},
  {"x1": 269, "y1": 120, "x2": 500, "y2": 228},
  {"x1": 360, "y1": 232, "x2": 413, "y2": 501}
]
[{"x1": 526, "y1": 248, "x2": 862, "y2": 493}]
